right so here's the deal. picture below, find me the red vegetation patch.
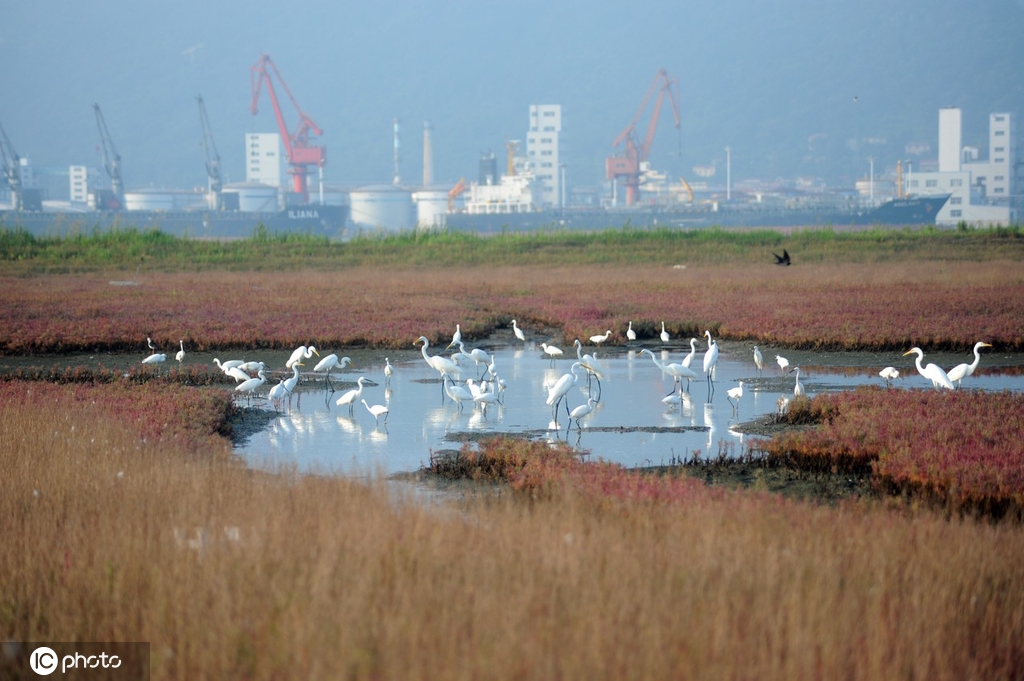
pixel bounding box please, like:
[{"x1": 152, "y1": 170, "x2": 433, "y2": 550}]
[
  {"x1": 759, "y1": 387, "x2": 1024, "y2": 519},
  {"x1": 1, "y1": 262, "x2": 1023, "y2": 353},
  {"x1": 0, "y1": 380, "x2": 235, "y2": 455}
]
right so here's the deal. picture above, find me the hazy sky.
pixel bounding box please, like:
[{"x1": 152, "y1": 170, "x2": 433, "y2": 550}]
[{"x1": 3, "y1": 0, "x2": 1023, "y2": 194}]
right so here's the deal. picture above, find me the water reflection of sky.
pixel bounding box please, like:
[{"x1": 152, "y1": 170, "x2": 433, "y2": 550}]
[{"x1": 238, "y1": 342, "x2": 1024, "y2": 477}]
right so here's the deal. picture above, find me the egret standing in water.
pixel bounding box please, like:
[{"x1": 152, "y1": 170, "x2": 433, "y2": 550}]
[
  {"x1": 776, "y1": 354, "x2": 790, "y2": 374},
  {"x1": 384, "y1": 358, "x2": 394, "y2": 384},
  {"x1": 589, "y1": 330, "x2": 613, "y2": 346},
  {"x1": 879, "y1": 366, "x2": 902, "y2": 387},
  {"x1": 416, "y1": 336, "x2": 462, "y2": 395},
  {"x1": 946, "y1": 341, "x2": 992, "y2": 389},
  {"x1": 313, "y1": 354, "x2": 353, "y2": 391},
  {"x1": 142, "y1": 353, "x2": 166, "y2": 365},
  {"x1": 903, "y1": 347, "x2": 955, "y2": 390},
  {"x1": 235, "y1": 369, "x2": 268, "y2": 402},
  {"x1": 541, "y1": 342, "x2": 563, "y2": 366},
  {"x1": 660, "y1": 322, "x2": 670, "y2": 344},
  {"x1": 175, "y1": 340, "x2": 186, "y2": 364},
  {"x1": 626, "y1": 321, "x2": 636, "y2": 342},
  {"x1": 286, "y1": 345, "x2": 319, "y2": 369},
  {"x1": 283, "y1": 364, "x2": 301, "y2": 395},
  {"x1": 703, "y1": 330, "x2": 719, "y2": 394},
  {"x1": 752, "y1": 346, "x2": 764, "y2": 377},
  {"x1": 445, "y1": 324, "x2": 462, "y2": 350},
  {"x1": 573, "y1": 340, "x2": 604, "y2": 400},
  {"x1": 569, "y1": 397, "x2": 597, "y2": 430},
  {"x1": 361, "y1": 398, "x2": 389, "y2": 427},
  {"x1": 790, "y1": 367, "x2": 805, "y2": 397},
  {"x1": 335, "y1": 377, "x2": 369, "y2": 414},
  {"x1": 727, "y1": 381, "x2": 745, "y2": 410},
  {"x1": 546, "y1": 362, "x2": 583, "y2": 421},
  {"x1": 639, "y1": 348, "x2": 697, "y2": 394},
  {"x1": 511, "y1": 319, "x2": 526, "y2": 342}
]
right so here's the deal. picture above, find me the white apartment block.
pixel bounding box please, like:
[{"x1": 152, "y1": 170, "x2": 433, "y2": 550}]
[
  {"x1": 68, "y1": 165, "x2": 100, "y2": 204},
  {"x1": 906, "y1": 108, "x2": 1017, "y2": 226},
  {"x1": 245, "y1": 132, "x2": 283, "y2": 187},
  {"x1": 526, "y1": 104, "x2": 564, "y2": 208}
]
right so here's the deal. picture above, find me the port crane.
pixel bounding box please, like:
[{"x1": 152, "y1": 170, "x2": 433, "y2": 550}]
[
  {"x1": 606, "y1": 68, "x2": 682, "y2": 206},
  {"x1": 250, "y1": 53, "x2": 325, "y2": 202},
  {"x1": 0, "y1": 121, "x2": 24, "y2": 210},
  {"x1": 196, "y1": 95, "x2": 223, "y2": 210},
  {"x1": 92, "y1": 103, "x2": 124, "y2": 208}
]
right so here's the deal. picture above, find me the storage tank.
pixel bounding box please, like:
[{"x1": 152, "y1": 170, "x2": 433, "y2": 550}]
[
  {"x1": 349, "y1": 184, "x2": 415, "y2": 230},
  {"x1": 124, "y1": 189, "x2": 177, "y2": 211},
  {"x1": 222, "y1": 183, "x2": 279, "y2": 212},
  {"x1": 412, "y1": 189, "x2": 448, "y2": 229}
]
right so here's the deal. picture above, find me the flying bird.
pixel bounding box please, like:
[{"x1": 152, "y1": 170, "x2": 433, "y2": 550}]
[{"x1": 773, "y1": 249, "x2": 791, "y2": 266}]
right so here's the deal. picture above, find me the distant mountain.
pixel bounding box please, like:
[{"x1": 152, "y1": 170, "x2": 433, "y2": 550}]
[{"x1": 2, "y1": 0, "x2": 1022, "y2": 194}]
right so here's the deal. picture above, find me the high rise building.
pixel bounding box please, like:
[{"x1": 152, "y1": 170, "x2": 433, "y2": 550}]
[
  {"x1": 526, "y1": 105, "x2": 564, "y2": 208},
  {"x1": 245, "y1": 133, "x2": 283, "y2": 187}
]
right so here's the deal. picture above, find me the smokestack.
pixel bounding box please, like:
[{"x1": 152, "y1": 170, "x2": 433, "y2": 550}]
[
  {"x1": 392, "y1": 117, "x2": 401, "y2": 186},
  {"x1": 423, "y1": 121, "x2": 433, "y2": 188}
]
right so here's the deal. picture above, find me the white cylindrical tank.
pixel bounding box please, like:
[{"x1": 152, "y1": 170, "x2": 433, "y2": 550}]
[
  {"x1": 222, "y1": 183, "x2": 279, "y2": 212},
  {"x1": 349, "y1": 184, "x2": 415, "y2": 230},
  {"x1": 124, "y1": 189, "x2": 177, "y2": 211},
  {"x1": 412, "y1": 189, "x2": 448, "y2": 229}
]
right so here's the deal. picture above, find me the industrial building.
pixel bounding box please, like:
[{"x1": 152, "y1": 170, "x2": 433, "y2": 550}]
[{"x1": 908, "y1": 108, "x2": 1019, "y2": 226}]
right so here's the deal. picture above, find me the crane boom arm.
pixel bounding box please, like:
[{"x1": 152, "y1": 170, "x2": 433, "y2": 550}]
[
  {"x1": 196, "y1": 95, "x2": 222, "y2": 194},
  {"x1": 250, "y1": 54, "x2": 325, "y2": 166},
  {"x1": 92, "y1": 103, "x2": 123, "y2": 199}
]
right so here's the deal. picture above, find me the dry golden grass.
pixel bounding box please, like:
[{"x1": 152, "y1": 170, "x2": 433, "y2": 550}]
[{"x1": 3, "y1": 387, "x2": 1023, "y2": 679}]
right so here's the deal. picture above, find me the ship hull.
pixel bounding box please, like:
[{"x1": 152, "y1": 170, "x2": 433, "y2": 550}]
[
  {"x1": 0, "y1": 205, "x2": 349, "y2": 239},
  {"x1": 446, "y1": 195, "x2": 952, "y2": 232}
]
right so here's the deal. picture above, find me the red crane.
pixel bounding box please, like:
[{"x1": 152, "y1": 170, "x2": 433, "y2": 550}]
[
  {"x1": 606, "y1": 68, "x2": 681, "y2": 206},
  {"x1": 250, "y1": 53, "x2": 325, "y2": 202}
]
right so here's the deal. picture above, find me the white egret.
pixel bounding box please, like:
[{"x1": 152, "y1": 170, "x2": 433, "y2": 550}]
[
  {"x1": 335, "y1": 377, "x2": 369, "y2": 413},
  {"x1": 790, "y1": 367, "x2": 805, "y2": 397},
  {"x1": 903, "y1": 347, "x2": 955, "y2": 390},
  {"x1": 473, "y1": 381, "x2": 501, "y2": 414},
  {"x1": 453, "y1": 340, "x2": 492, "y2": 379},
  {"x1": 511, "y1": 319, "x2": 526, "y2": 342},
  {"x1": 226, "y1": 366, "x2": 251, "y2": 383},
  {"x1": 142, "y1": 353, "x2": 166, "y2": 365},
  {"x1": 946, "y1": 341, "x2": 992, "y2": 389},
  {"x1": 268, "y1": 379, "x2": 288, "y2": 408},
  {"x1": 639, "y1": 349, "x2": 698, "y2": 393},
  {"x1": 238, "y1": 360, "x2": 266, "y2": 374},
  {"x1": 540, "y1": 342, "x2": 564, "y2": 366},
  {"x1": 879, "y1": 366, "x2": 902, "y2": 387},
  {"x1": 703, "y1": 330, "x2": 720, "y2": 391},
  {"x1": 235, "y1": 369, "x2": 268, "y2": 399},
  {"x1": 776, "y1": 354, "x2": 790, "y2": 373},
  {"x1": 546, "y1": 362, "x2": 584, "y2": 420},
  {"x1": 213, "y1": 358, "x2": 245, "y2": 373},
  {"x1": 445, "y1": 324, "x2": 462, "y2": 350},
  {"x1": 286, "y1": 345, "x2": 319, "y2": 369},
  {"x1": 727, "y1": 381, "x2": 745, "y2": 409},
  {"x1": 175, "y1": 340, "x2": 186, "y2": 363},
  {"x1": 361, "y1": 398, "x2": 389, "y2": 426},
  {"x1": 660, "y1": 322, "x2": 670, "y2": 344},
  {"x1": 573, "y1": 340, "x2": 604, "y2": 399},
  {"x1": 681, "y1": 338, "x2": 699, "y2": 369},
  {"x1": 589, "y1": 330, "x2": 613, "y2": 346},
  {"x1": 313, "y1": 354, "x2": 353, "y2": 390},
  {"x1": 444, "y1": 377, "x2": 474, "y2": 410},
  {"x1": 569, "y1": 397, "x2": 597, "y2": 430},
  {"x1": 626, "y1": 321, "x2": 636, "y2": 342},
  {"x1": 283, "y1": 364, "x2": 301, "y2": 394},
  {"x1": 752, "y1": 346, "x2": 764, "y2": 377},
  {"x1": 384, "y1": 358, "x2": 394, "y2": 384},
  {"x1": 416, "y1": 336, "x2": 462, "y2": 392}
]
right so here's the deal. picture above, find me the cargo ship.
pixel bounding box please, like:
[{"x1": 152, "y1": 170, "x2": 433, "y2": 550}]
[
  {"x1": 445, "y1": 194, "x2": 952, "y2": 232},
  {"x1": 0, "y1": 203, "x2": 349, "y2": 239}
]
